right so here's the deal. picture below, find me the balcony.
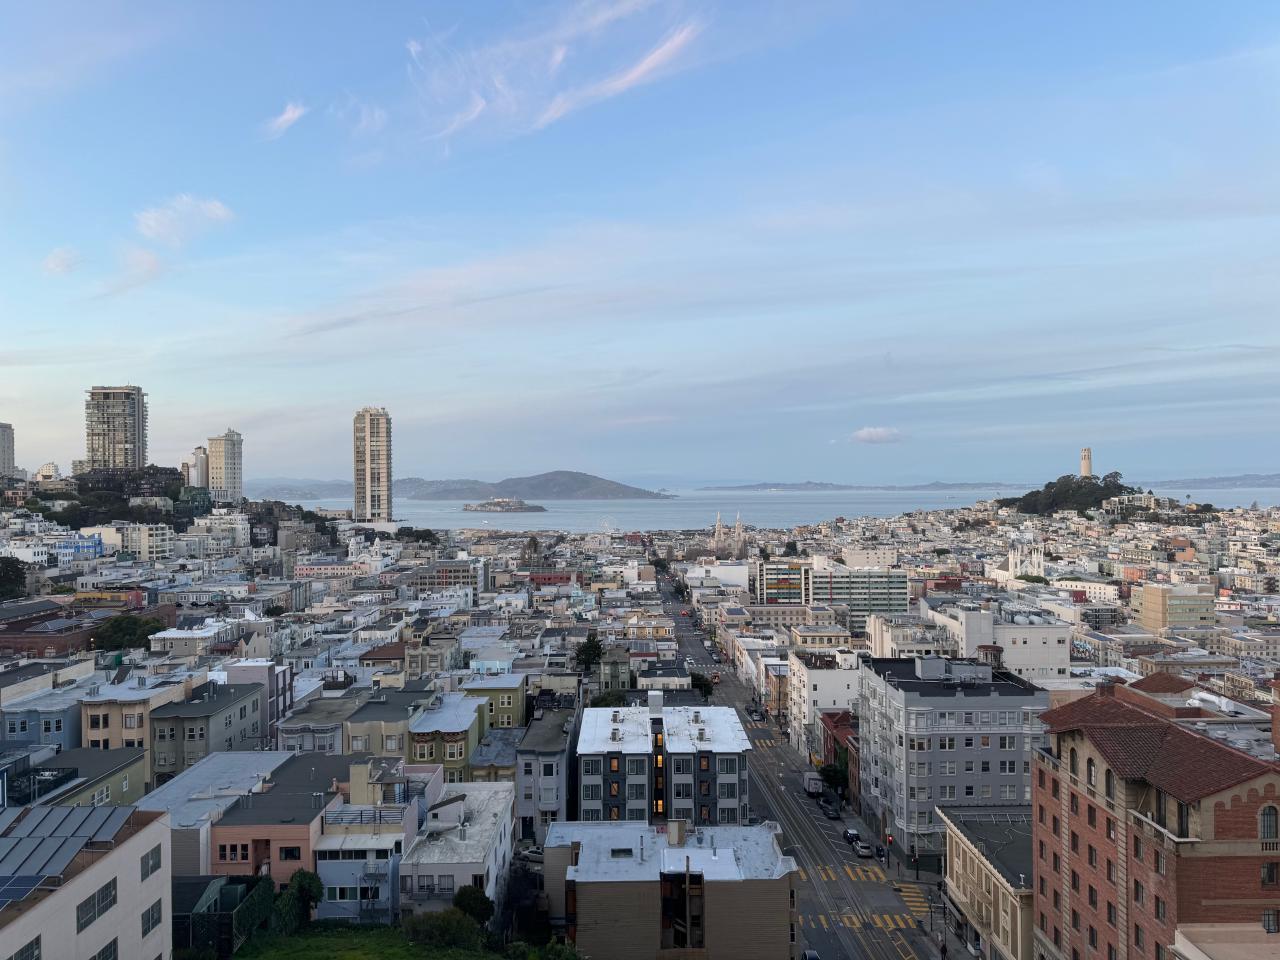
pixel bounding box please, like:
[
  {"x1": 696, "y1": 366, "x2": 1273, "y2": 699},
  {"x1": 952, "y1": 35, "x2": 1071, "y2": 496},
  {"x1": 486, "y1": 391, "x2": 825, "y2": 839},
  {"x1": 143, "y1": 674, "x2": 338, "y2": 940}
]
[{"x1": 324, "y1": 807, "x2": 405, "y2": 826}]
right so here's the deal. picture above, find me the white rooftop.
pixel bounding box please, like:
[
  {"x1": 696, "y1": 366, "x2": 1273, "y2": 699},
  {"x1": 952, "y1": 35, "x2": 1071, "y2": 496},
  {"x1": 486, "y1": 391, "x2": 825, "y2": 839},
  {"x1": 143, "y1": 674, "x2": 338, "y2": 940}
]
[
  {"x1": 578, "y1": 706, "x2": 653, "y2": 754},
  {"x1": 402, "y1": 782, "x2": 514, "y2": 866},
  {"x1": 662, "y1": 705, "x2": 751, "y2": 755},
  {"x1": 408, "y1": 692, "x2": 485, "y2": 734},
  {"x1": 137, "y1": 751, "x2": 294, "y2": 828},
  {"x1": 547, "y1": 821, "x2": 795, "y2": 884}
]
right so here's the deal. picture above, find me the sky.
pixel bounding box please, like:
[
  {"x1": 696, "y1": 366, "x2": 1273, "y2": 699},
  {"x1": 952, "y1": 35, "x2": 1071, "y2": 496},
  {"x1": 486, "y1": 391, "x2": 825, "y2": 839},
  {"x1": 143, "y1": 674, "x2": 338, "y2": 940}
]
[{"x1": 2, "y1": 1, "x2": 1279, "y2": 488}]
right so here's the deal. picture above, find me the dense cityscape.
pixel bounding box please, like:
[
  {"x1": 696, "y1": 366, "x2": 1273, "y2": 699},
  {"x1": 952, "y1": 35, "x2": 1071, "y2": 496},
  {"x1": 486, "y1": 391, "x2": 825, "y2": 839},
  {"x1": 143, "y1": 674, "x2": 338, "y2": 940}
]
[{"x1": 0, "y1": 394, "x2": 1277, "y2": 960}]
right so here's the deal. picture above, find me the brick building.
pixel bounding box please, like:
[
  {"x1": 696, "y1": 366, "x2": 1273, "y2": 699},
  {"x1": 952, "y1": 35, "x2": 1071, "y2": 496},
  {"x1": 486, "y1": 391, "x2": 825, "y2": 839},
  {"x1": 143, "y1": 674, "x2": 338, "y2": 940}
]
[{"x1": 1032, "y1": 681, "x2": 1280, "y2": 960}]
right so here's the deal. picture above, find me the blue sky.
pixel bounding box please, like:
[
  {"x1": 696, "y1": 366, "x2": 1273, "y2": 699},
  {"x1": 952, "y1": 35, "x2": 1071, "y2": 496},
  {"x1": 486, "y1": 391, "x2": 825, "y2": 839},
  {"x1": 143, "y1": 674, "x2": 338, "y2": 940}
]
[{"x1": 2, "y1": 1, "x2": 1279, "y2": 486}]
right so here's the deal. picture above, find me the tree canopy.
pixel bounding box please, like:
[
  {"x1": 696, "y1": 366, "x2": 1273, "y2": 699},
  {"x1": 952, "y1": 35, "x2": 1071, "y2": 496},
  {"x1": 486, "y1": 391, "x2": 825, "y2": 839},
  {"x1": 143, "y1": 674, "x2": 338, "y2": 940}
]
[
  {"x1": 996, "y1": 472, "x2": 1136, "y2": 515},
  {"x1": 573, "y1": 635, "x2": 604, "y2": 673},
  {"x1": 452, "y1": 885, "x2": 496, "y2": 926},
  {"x1": 0, "y1": 558, "x2": 27, "y2": 602},
  {"x1": 689, "y1": 671, "x2": 715, "y2": 701},
  {"x1": 92, "y1": 615, "x2": 166, "y2": 651}
]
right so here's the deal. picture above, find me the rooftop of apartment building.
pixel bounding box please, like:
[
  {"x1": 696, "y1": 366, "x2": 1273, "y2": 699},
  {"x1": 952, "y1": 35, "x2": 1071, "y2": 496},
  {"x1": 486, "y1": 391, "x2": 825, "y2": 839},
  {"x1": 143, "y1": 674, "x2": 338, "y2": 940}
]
[
  {"x1": 137, "y1": 751, "x2": 295, "y2": 828},
  {"x1": 790, "y1": 649, "x2": 857, "y2": 670},
  {"x1": 0, "y1": 661, "x2": 75, "y2": 688},
  {"x1": 865, "y1": 656, "x2": 1044, "y2": 698},
  {"x1": 518, "y1": 707, "x2": 575, "y2": 755},
  {"x1": 1040, "y1": 684, "x2": 1278, "y2": 801},
  {"x1": 407, "y1": 692, "x2": 485, "y2": 734},
  {"x1": 936, "y1": 805, "x2": 1033, "y2": 891},
  {"x1": 151, "y1": 680, "x2": 261, "y2": 719},
  {"x1": 402, "y1": 781, "x2": 514, "y2": 866},
  {"x1": 81, "y1": 668, "x2": 204, "y2": 703},
  {"x1": 546, "y1": 820, "x2": 795, "y2": 884},
  {"x1": 471, "y1": 729, "x2": 522, "y2": 769},
  {"x1": 280, "y1": 687, "x2": 373, "y2": 727},
  {"x1": 0, "y1": 804, "x2": 164, "y2": 929},
  {"x1": 346, "y1": 684, "x2": 437, "y2": 723},
  {"x1": 217, "y1": 752, "x2": 371, "y2": 827},
  {"x1": 461, "y1": 673, "x2": 526, "y2": 691}
]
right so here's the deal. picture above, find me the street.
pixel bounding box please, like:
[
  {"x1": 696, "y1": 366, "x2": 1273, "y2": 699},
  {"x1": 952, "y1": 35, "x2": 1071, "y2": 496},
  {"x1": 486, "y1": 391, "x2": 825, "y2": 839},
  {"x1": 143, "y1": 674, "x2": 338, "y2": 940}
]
[{"x1": 658, "y1": 576, "x2": 945, "y2": 960}]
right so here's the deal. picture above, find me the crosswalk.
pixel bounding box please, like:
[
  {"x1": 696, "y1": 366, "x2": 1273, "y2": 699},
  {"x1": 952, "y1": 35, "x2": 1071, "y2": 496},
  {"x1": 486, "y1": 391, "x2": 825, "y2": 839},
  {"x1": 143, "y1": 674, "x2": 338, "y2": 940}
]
[
  {"x1": 896, "y1": 884, "x2": 931, "y2": 918},
  {"x1": 752, "y1": 737, "x2": 780, "y2": 747},
  {"x1": 799, "y1": 863, "x2": 887, "y2": 883},
  {"x1": 795, "y1": 912, "x2": 917, "y2": 930}
]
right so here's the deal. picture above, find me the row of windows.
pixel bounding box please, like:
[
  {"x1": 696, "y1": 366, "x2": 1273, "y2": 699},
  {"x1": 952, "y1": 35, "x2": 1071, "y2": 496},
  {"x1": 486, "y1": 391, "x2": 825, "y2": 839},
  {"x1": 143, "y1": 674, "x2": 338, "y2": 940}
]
[
  {"x1": 5, "y1": 718, "x2": 64, "y2": 736},
  {"x1": 76, "y1": 877, "x2": 117, "y2": 933},
  {"x1": 581, "y1": 756, "x2": 737, "y2": 776}
]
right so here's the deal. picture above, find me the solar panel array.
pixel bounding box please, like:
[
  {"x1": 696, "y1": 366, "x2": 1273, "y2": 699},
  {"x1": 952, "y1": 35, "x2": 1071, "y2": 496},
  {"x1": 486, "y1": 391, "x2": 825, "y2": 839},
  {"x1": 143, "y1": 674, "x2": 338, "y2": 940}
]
[{"x1": 0, "y1": 805, "x2": 138, "y2": 915}]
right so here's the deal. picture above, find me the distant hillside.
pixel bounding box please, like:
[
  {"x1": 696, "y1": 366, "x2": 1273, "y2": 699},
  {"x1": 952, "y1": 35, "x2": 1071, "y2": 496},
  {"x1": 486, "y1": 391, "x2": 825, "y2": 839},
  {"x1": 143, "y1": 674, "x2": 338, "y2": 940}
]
[
  {"x1": 700, "y1": 480, "x2": 1015, "y2": 492},
  {"x1": 997, "y1": 473, "x2": 1137, "y2": 515},
  {"x1": 249, "y1": 471, "x2": 671, "y2": 501},
  {"x1": 1142, "y1": 472, "x2": 1280, "y2": 490}
]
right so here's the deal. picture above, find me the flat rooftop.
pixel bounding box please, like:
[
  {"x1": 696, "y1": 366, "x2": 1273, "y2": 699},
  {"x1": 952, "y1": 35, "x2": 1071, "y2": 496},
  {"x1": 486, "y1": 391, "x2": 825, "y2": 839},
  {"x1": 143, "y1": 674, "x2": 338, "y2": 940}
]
[
  {"x1": 937, "y1": 805, "x2": 1033, "y2": 890},
  {"x1": 402, "y1": 782, "x2": 514, "y2": 866},
  {"x1": 136, "y1": 751, "x2": 295, "y2": 828}
]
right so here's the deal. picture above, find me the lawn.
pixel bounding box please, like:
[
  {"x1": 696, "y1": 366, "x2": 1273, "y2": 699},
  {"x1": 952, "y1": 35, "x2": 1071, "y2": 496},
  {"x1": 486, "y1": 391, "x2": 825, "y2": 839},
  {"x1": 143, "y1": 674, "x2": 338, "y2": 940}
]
[{"x1": 234, "y1": 925, "x2": 499, "y2": 960}]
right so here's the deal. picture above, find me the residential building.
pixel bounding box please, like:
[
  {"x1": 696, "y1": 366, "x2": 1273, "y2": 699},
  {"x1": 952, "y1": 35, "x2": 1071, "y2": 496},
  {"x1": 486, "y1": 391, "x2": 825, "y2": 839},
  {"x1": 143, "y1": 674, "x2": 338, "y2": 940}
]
[
  {"x1": 543, "y1": 818, "x2": 798, "y2": 960},
  {"x1": 1132, "y1": 582, "x2": 1216, "y2": 635},
  {"x1": 922, "y1": 595, "x2": 1072, "y2": 681},
  {"x1": 407, "y1": 692, "x2": 488, "y2": 783},
  {"x1": 0, "y1": 422, "x2": 13, "y2": 478},
  {"x1": 278, "y1": 686, "x2": 372, "y2": 754},
  {"x1": 749, "y1": 558, "x2": 811, "y2": 605},
  {"x1": 810, "y1": 559, "x2": 911, "y2": 634},
  {"x1": 206, "y1": 427, "x2": 244, "y2": 502},
  {"x1": 462, "y1": 673, "x2": 527, "y2": 730},
  {"x1": 185, "y1": 444, "x2": 209, "y2": 488},
  {"x1": 867, "y1": 613, "x2": 958, "y2": 659},
  {"x1": 80, "y1": 669, "x2": 206, "y2": 786},
  {"x1": 786, "y1": 648, "x2": 861, "y2": 759},
  {"x1": 223, "y1": 657, "x2": 294, "y2": 744},
  {"x1": 0, "y1": 804, "x2": 171, "y2": 960},
  {"x1": 577, "y1": 692, "x2": 751, "y2": 826},
  {"x1": 857, "y1": 656, "x2": 1048, "y2": 867},
  {"x1": 1032, "y1": 681, "x2": 1280, "y2": 960},
  {"x1": 6, "y1": 746, "x2": 146, "y2": 808},
  {"x1": 149, "y1": 680, "x2": 264, "y2": 783},
  {"x1": 353, "y1": 406, "x2": 392, "y2": 523},
  {"x1": 515, "y1": 704, "x2": 576, "y2": 843},
  {"x1": 398, "y1": 780, "x2": 516, "y2": 924},
  {"x1": 315, "y1": 795, "x2": 415, "y2": 923},
  {"x1": 939, "y1": 805, "x2": 1035, "y2": 960},
  {"x1": 84, "y1": 384, "x2": 148, "y2": 470},
  {"x1": 343, "y1": 682, "x2": 436, "y2": 757}
]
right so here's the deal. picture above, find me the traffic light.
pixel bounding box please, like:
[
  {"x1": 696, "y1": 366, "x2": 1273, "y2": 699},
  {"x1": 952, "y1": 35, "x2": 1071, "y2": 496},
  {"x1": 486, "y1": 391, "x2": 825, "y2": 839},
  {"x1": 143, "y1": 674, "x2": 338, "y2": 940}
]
[{"x1": 886, "y1": 833, "x2": 893, "y2": 847}]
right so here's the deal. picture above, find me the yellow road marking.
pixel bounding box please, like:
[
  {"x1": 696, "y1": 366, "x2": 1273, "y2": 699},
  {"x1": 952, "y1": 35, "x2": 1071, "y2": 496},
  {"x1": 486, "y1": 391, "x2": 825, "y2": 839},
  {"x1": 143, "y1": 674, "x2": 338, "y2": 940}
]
[
  {"x1": 818, "y1": 915, "x2": 829, "y2": 930},
  {"x1": 844, "y1": 864, "x2": 856, "y2": 880},
  {"x1": 798, "y1": 867, "x2": 808, "y2": 882}
]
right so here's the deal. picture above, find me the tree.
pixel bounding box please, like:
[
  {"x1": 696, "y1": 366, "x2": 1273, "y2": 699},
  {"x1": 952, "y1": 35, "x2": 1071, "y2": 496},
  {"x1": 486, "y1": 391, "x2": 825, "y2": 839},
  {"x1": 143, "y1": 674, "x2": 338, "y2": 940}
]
[
  {"x1": 932, "y1": 547, "x2": 950, "y2": 556},
  {"x1": 522, "y1": 535, "x2": 540, "y2": 564},
  {"x1": 758, "y1": 546, "x2": 770, "y2": 561},
  {"x1": 689, "y1": 671, "x2": 714, "y2": 701},
  {"x1": 0, "y1": 558, "x2": 29, "y2": 601},
  {"x1": 819, "y1": 763, "x2": 846, "y2": 794},
  {"x1": 1015, "y1": 574, "x2": 1049, "y2": 585},
  {"x1": 92, "y1": 614, "x2": 166, "y2": 651},
  {"x1": 782, "y1": 540, "x2": 799, "y2": 557},
  {"x1": 264, "y1": 605, "x2": 286, "y2": 617},
  {"x1": 287, "y1": 869, "x2": 322, "y2": 914},
  {"x1": 403, "y1": 907, "x2": 484, "y2": 950},
  {"x1": 573, "y1": 635, "x2": 604, "y2": 673},
  {"x1": 453, "y1": 884, "x2": 496, "y2": 926}
]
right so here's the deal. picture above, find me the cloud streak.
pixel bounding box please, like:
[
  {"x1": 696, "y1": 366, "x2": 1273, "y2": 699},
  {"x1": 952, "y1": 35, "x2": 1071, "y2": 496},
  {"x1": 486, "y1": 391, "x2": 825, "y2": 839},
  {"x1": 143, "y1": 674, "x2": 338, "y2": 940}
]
[
  {"x1": 851, "y1": 426, "x2": 903, "y2": 444},
  {"x1": 263, "y1": 100, "x2": 308, "y2": 139},
  {"x1": 41, "y1": 246, "x2": 80, "y2": 275},
  {"x1": 135, "y1": 194, "x2": 233, "y2": 247}
]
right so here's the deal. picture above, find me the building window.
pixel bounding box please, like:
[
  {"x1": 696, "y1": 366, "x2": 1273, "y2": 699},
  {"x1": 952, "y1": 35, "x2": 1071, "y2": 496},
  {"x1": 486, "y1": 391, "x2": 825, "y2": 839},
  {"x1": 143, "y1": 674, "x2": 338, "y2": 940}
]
[
  {"x1": 1154, "y1": 896, "x2": 1166, "y2": 921},
  {"x1": 1086, "y1": 758, "x2": 1096, "y2": 786},
  {"x1": 1262, "y1": 862, "x2": 1279, "y2": 886},
  {"x1": 582, "y1": 758, "x2": 602, "y2": 776},
  {"x1": 280, "y1": 847, "x2": 302, "y2": 861},
  {"x1": 140, "y1": 844, "x2": 161, "y2": 881},
  {"x1": 76, "y1": 878, "x2": 118, "y2": 933},
  {"x1": 1104, "y1": 769, "x2": 1115, "y2": 799},
  {"x1": 1260, "y1": 806, "x2": 1278, "y2": 840},
  {"x1": 1263, "y1": 910, "x2": 1279, "y2": 934},
  {"x1": 141, "y1": 899, "x2": 162, "y2": 937},
  {"x1": 88, "y1": 941, "x2": 117, "y2": 960}
]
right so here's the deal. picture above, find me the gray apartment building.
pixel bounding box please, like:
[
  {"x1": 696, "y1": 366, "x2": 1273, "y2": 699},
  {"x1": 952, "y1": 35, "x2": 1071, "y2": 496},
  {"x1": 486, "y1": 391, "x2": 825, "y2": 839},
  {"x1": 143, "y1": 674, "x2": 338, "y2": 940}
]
[
  {"x1": 856, "y1": 656, "x2": 1047, "y2": 870},
  {"x1": 577, "y1": 692, "x2": 750, "y2": 826},
  {"x1": 150, "y1": 681, "x2": 264, "y2": 784},
  {"x1": 515, "y1": 702, "x2": 576, "y2": 844}
]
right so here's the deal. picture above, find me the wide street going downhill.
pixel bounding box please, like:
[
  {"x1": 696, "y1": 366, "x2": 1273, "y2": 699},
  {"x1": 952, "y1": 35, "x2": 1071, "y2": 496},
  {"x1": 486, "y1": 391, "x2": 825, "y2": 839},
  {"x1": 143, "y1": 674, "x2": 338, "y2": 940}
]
[{"x1": 657, "y1": 576, "x2": 945, "y2": 960}]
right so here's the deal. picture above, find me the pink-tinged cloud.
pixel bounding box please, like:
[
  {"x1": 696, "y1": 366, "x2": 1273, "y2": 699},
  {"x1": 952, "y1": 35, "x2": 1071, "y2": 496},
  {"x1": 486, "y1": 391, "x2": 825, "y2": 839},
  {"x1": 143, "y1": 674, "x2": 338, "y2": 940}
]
[{"x1": 852, "y1": 426, "x2": 902, "y2": 444}]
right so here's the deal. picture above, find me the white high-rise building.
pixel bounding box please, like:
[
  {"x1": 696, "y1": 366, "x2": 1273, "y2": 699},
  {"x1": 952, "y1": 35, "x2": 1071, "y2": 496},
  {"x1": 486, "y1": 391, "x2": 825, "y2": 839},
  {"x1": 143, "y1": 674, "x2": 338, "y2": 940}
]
[
  {"x1": 85, "y1": 384, "x2": 147, "y2": 469},
  {"x1": 207, "y1": 428, "x2": 243, "y2": 502},
  {"x1": 185, "y1": 445, "x2": 209, "y2": 488},
  {"x1": 0, "y1": 422, "x2": 13, "y2": 478},
  {"x1": 353, "y1": 406, "x2": 392, "y2": 522},
  {"x1": 1080, "y1": 446, "x2": 1093, "y2": 477}
]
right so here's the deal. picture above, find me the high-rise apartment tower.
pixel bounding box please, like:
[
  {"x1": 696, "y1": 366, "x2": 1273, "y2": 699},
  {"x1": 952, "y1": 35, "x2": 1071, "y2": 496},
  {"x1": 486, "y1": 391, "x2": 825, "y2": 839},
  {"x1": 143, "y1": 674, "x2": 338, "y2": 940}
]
[
  {"x1": 0, "y1": 423, "x2": 13, "y2": 478},
  {"x1": 207, "y1": 429, "x2": 243, "y2": 502},
  {"x1": 84, "y1": 385, "x2": 148, "y2": 469},
  {"x1": 353, "y1": 407, "x2": 392, "y2": 522}
]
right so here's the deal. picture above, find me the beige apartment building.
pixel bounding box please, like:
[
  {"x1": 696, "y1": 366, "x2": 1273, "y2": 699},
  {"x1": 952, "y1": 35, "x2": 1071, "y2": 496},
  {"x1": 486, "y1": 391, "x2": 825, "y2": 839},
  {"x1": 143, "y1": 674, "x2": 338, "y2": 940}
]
[
  {"x1": 1132, "y1": 582, "x2": 1216, "y2": 635},
  {"x1": 353, "y1": 406, "x2": 392, "y2": 523},
  {"x1": 207, "y1": 427, "x2": 244, "y2": 502},
  {"x1": 80, "y1": 669, "x2": 206, "y2": 787},
  {"x1": 544, "y1": 819, "x2": 799, "y2": 960},
  {"x1": 939, "y1": 805, "x2": 1034, "y2": 960}
]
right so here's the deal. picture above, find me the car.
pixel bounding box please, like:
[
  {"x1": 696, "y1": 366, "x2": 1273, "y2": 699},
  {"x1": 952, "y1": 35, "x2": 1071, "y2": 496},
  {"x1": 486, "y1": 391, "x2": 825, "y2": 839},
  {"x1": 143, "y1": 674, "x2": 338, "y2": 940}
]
[
  {"x1": 854, "y1": 841, "x2": 874, "y2": 858},
  {"x1": 821, "y1": 803, "x2": 842, "y2": 820},
  {"x1": 516, "y1": 846, "x2": 544, "y2": 863},
  {"x1": 801, "y1": 950, "x2": 822, "y2": 960},
  {"x1": 843, "y1": 828, "x2": 860, "y2": 845}
]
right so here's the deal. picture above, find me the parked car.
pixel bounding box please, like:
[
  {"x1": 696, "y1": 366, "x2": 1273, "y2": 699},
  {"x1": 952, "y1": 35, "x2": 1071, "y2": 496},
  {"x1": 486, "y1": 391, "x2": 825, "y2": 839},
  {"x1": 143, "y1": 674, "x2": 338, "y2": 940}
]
[
  {"x1": 820, "y1": 802, "x2": 841, "y2": 820},
  {"x1": 517, "y1": 846, "x2": 544, "y2": 864},
  {"x1": 843, "y1": 828, "x2": 860, "y2": 845},
  {"x1": 800, "y1": 950, "x2": 822, "y2": 960},
  {"x1": 854, "y1": 841, "x2": 873, "y2": 858}
]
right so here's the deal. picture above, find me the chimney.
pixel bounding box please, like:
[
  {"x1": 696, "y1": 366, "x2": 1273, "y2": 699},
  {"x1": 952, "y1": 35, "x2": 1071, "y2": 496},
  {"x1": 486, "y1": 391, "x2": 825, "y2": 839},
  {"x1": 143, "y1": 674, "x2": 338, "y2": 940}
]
[
  {"x1": 611, "y1": 710, "x2": 621, "y2": 723},
  {"x1": 693, "y1": 710, "x2": 701, "y2": 724},
  {"x1": 611, "y1": 728, "x2": 620, "y2": 742},
  {"x1": 697, "y1": 728, "x2": 706, "y2": 742}
]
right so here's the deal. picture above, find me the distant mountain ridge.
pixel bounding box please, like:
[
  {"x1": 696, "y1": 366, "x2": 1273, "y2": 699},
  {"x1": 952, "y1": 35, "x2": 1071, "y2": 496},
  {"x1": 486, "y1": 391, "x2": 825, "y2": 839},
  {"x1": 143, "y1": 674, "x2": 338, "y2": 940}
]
[
  {"x1": 699, "y1": 480, "x2": 1017, "y2": 492},
  {"x1": 248, "y1": 470, "x2": 671, "y2": 501},
  {"x1": 1141, "y1": 472, "x2": 1280, "y2": 490}
]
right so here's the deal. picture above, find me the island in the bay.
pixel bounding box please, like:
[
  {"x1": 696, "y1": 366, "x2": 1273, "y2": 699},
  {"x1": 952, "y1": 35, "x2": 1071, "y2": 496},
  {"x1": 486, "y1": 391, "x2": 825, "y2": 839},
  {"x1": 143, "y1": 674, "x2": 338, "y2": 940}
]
[{"x1": 462, "y1": 498, "x2": 548, "y2": 513}]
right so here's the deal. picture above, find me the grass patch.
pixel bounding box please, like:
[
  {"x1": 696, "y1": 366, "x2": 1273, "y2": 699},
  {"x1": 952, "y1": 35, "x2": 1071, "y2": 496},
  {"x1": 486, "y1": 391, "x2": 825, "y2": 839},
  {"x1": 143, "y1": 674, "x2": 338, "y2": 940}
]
[{"x1": 235, "y1": 924, "x2": 499, "y2": 960}]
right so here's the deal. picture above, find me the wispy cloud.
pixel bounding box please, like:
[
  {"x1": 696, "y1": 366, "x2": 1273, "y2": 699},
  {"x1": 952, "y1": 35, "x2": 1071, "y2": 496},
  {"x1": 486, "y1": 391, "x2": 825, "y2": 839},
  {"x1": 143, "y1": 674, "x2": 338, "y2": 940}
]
[
  {"x1": 263, "y1": 100, "x2": 308, "y2": 139},
  {"x1": 41, "y1": 246, "x2": 80, "y2": 275},
  {"x1": 404, "y1": 1, "x2": 707, "y2": 142},
  {"x1": 537, "y1": 21, "x2": 701, "y2": 127},
  {"x1": 135, "y1": 194, "x2": 233, "y2": 247},
  {"x1": 851, "y1": 426, "x2": 903, "y2": 444},
  {"x1": 330, "y1": 94, "x2": 386, "y2": 136},
  {"x1": 96, "y1": 246, "x2": 163, "y2": 297}
]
